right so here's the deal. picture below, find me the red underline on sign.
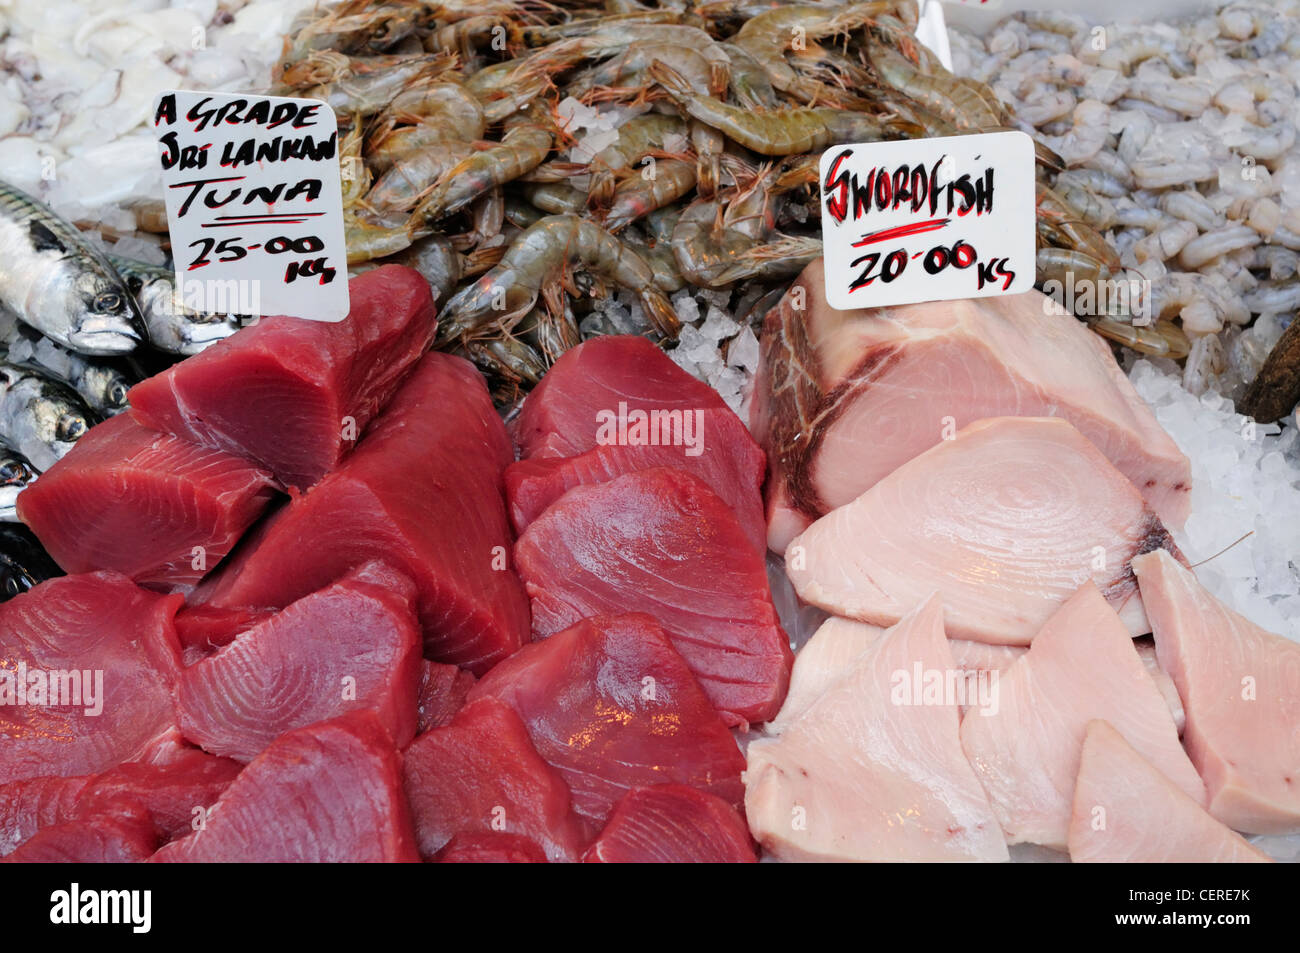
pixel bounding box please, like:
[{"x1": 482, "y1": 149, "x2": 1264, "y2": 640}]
[
  {"x1": 202, "y1": 219, "x2": 313, "y2": 227},
  {"x1": 213, "y1": 213, "x2": 327, "y2": 219},
  {"x1": 851, "y1": 218, "x2": 951, "y2": 247}
]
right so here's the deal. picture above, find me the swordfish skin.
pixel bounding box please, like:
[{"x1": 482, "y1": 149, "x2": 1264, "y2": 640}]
[
  {"x1": 745, "y1": 594, "x2": 1009, "y2": 862},
  {"x1": 786, "y1": 416, "x2": 1182, "y2": 644},
  {"x1": 751, "y1": 263, "x2": 1190, "y2": 552},
  {"x1": 1133, "y1": 549, "x2": 1300, "y2": 834}
]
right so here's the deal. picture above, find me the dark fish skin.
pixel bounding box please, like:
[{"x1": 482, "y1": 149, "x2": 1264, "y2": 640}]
[
  {"x1": 0, "y1": 446, "x2": 36, "y2": 521},
  {"x1": 0, "y1": 523, "x2": 62, "y2": 602}
]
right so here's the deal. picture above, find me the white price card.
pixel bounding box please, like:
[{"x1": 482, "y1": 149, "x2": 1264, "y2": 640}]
[
  {"x1": 152, "y1": 90, "x2": 350, "y2": 322},
  {"x1": 818, "y1": 131, "x2": 1036, "y2": 311}
]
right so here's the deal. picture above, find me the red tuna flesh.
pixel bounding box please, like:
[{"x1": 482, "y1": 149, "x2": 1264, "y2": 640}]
[
  {"x1": 0, "y1": 776, "x2": 87, "y2": 856},
  {"x1": 416, "y1": 660, "x2": 476, "y2": 734},
  {"x1": 173, "y1": 605, "x2": 275, "y2": 664},
  {"x1": 152, "y1": 712, "x2": 418, "y2": 862},
  {"x1": 4, "y1": 805, "x2": 157, "y2": 863},
  {"x1": 129, "y1": 265, "x2": 437, "y2": 490},
  {"x1": 515, "y1": 467, "x2": 792, "y2": 726},
  {"x1": 470, "y1": 614, "x2": 746, "y2": 826},
  {"x1": 17, "y1": 414, "x2": 278, "y2": 593},
  {"x1": 402, "y1": 697, "x2": 589, "y2": 862},
  {"x1": 178, "y1": 562, "x2": 422, "y2": 762},
  {"x1": 191, "y1": 352, "x2": 529, "y2": 674},
  {"x1": 584, "y1": 785, "x2": 757, "y2": 863},
  {"x1": 436, "y1": 832, "x2": 548, "y2": 863},
  {"x1": 0, "y1": 573, "x2": 182, "y2": 785},
  {"x1": 507, "y1": 335, "x2": 766, "y2": 550}
]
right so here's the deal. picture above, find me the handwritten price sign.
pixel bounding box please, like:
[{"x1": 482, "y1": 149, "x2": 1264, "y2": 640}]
[
  {"x1": 818, "y1": 131, "x2": 1035, "y2": 311},
  {"x1": 153, "y1": 90, "x2": 350, "y2": 322}
]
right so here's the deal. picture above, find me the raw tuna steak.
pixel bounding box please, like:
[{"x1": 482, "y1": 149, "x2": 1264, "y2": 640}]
[
  {"x1": 786, "y1": 417, "x2": 1181, "y2": 643},
  {"x1": 516, "y1": 467, "x2": 792, "y2": 726},
  {"x1": 0, "y1": 573, "x2": 181, "y2": 785},
  {"x1": 1068, "y1": 720, "x2": 1271, "y2": 863},
  {"x1": 17, "y1": 415, "x2": 278, "y2": 593},
  {"x1": 766, "y1": 616, "x2": 885, "y2": 734},
  {"x1": 3, "y1": 805, "x2": 157, "y2": 863},
  {"x1": 752, "y1": 264, "x2": 1191, "y2": 551},
  {"x1": 437, "y1": 832, "x2": 548, "y2": 863},
  {"x1": 508, "y1": 335, "x2": 766, "y2": 548},
  {"x1": 583, "y1": 786, "x2": 757, "y2": 863},
  {"x1": 402, "y1": 697, "x2": 588, "y2": 862},
  {"x1": 174, "y1": 605, "x2": 275, "y2": 662},
  {"x1": 470, "y1": 614, "x2": 746, "y2": 826},
  {"x1": 959, "y1": 583, "x2": 1203, "y2": 849},
  {"x1": 1133, "y1": 549, "x2": 1300, "y2": 834},
  {"x1": 129, "y1": 265, "x2": 437, "y2": 490},
  {"x1": 178, "y1": 562, "x2": 423, "y2": 762},
  {"x1": 0, "y1": 775, "x2": 87, "y2": 856},
  {"x1": 192, "y1": 353, "x2": 529, "y2": 674},
  {"x1": 152, "y1": 712, "x2": 418, "y2": 862},
  {"x1": 745, "y1": 595, "x2": 1009, "y2": 862},
  {"x1": 416, "y1": 661, "x2": 476, "y2": 733}
]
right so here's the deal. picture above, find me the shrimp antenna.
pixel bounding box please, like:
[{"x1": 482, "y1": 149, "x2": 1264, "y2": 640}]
[{"x1": 1187, "y1": 530, "x2": 1255, "y2": 569}]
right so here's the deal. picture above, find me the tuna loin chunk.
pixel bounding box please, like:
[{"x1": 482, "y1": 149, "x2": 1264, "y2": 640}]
[
  {"x1": 152, "y1": 712, "x2": 418, "y2": 862},
  {"x1": 17, "y1": 414, "x2": 278, "y2": 592},
  {"x1": 4, "y1": 805, "x2": 157, "y2": 863},
  {"x1": 0, "y1": 573, "x2": 182, "y2": 785},
  {"x1": 1069, "y1": 720, "x2": 1272, "y2": 863},
  {"x1": 752, "y1": 266, "x2": 1190, "y2": 551},
  {"x1": 746, "y1": 595, "x2": 1009, "y2": 862},
  {"x1": 192, "y1": 352, "x2": 529, "y2": 674},
  {"x1": 178, "y1": 562, "x2": 423, "y2": 762},
  {"x1": 787, "y1": 417, "x2": 1180, "y2": 643},
  {"x1": 584, "y1": 785, "x2": 757, "y2": 863},
  {"x1": 516, "y1": 467, "x2": 792, "y2": 726},
  {"x1": 1133, "y1": 549, "x2": 1300, "y2": 834},
  {"x1": 129, "y1": 265, "x2": 437, "y2": 490},
  {"x1": 470, "y1": 614, "x2": 746, "y2": 826},
  {"x1": 959, "y1": 583, "x2": 1204, "y2": 849}
]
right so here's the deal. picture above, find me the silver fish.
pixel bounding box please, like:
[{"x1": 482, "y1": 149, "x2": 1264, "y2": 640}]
[
  {"x1": 3, "y1": 319, "x2": 132, "y2": 416},
  {"x1": 0, "y1": 180, "x2": 146, "y2": 355},
  {"x1": 0, "y1": 354, "x2": 95, "y2": 471},
  {"x1": 107, "y1": 254, "x2": 243, "y2": 355},
  {"x1": 0, "y1": 447, "x2": 36, "y2": 522}
]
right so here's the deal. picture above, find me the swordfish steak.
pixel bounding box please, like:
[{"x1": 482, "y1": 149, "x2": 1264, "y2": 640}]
[
  {"x1": 191, "y1": 352, "x2": 529, "y2": 675},
  {"x1": 959, "y1": 583, "x2": 1203, "y2": 849},
  {"x1": 1068, "y1": 720, "x2": 1271, "y2": 863},
  {"x1": 129, "y1": 265, "x2": 437, "y2": 490},
  {"x1": 786, "y1": 416, "x2": 1181, "y2": 643},
  {"x1": 745, "y1": 595, "x2": 1009, "y2": 862},
  {"x1": 17, "y1": 414, "x2": 278, "y2": 593},
  {"x1": 1133, "y1": 549, "x2": 1300, "y2": 834},
  {"x1": 0, "y1": 573, "x2": 182, "y2": 785},
  {"x1": 752, "y1": 264, "x2": 1191, "y2": 551},
  {"x1": 515, "y1": 467, "x2": 792, "y2": 726}
]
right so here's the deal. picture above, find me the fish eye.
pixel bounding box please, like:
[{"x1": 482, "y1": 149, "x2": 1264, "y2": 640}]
[
  {"x1": 3, "y1": 575, "x2": 20, "y2": 598},
  {"x1": 93, "y1": 291, "x2": 124, "y2": 314},
  {"x1": 56, "y1": 414, "x2": 89, "y2": 442},
  {"x1": 109, "y1": 382, "x2": 130, "y2": 406},
  {"x1": 0, "y1": 461, "x2": 32, "y2": 484}
]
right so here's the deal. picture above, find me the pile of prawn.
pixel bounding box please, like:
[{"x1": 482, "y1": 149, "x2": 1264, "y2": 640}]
[
  {"x1": 954, "y1": 2, "x2": 1300, "y2": 403},
  {"x1": 271, "y1": 0, "x2": 1111, "y2": 402}
]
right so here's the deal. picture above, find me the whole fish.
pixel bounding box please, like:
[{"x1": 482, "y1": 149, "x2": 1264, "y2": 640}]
[
  {"x1": 0, "y1": 446, "x2": 36, "y2": 522},
  {"x1": 0, "y1": 354, "x2": 95, "y2": 471},
  {"x1": 107, "y1": 254, "x2": 243, "y2": 355},
  {"x1": 0, "y1": 523, "x2": 62, "y2": 601},
  {"x1": 3, "y1": 320, "x2": 133, "y2": 416},
  {"x1": 0, "y1": 180, "x2": 146, "y2": 355}
]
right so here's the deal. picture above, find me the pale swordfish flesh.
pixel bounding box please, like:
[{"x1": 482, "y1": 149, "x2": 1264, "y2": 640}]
[
  {"x1": 751, "y1": 265, "x2": 1190, "y2": 552},
  {"x1": 1132, "y1": 549, "x2": 1300, "y2": 834},
  {"x1": 959, "y1": 583, "x2": 1204, "y2": 849},
  {"x1": 1068, "y1": 720, "x2": 1271, "y2": 863},
  {"x1": 786, "y1": 416, "x2": 1181, "y2": 643},
  {"x1": 745, "y1": 595, "x2": 1010, "y2": 862}
]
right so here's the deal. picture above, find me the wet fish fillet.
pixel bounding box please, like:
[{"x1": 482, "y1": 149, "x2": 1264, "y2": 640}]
[
  {"x1": 415, "y1": 660, "x2": 476, "y2": 734},
  {"x1": 752, "y1": 266, "x2": 1191, "y2": 553},
  {"x1": 583, "y1": 785, "x2": 757, "y2": 863},
  {"x1": 1135, "y1": 637, "x2": 1185, "y2": 735},
  {"x1": 1068, "y1": 720, "x2": 1272, "y2": 863},
  {"x1": 17, "y1": 414, "x2": 279, "y2": 593},
  {"x1": 786, "y1": 416, "x2": 1181, "y2": 643},
  {"x1": 129, "y1": 265, "x2": 437, "y2": 490},
  {"x1": 765, "y1": 616, "x2": 885, "y2": 734},
  {"x1": 959, "y1": 583, "x2": 1204, "y2": 849},
  {"x1": 437, "y1": 832, "x2": 548, "y2": 863},
  {"x1": 3, "y1": 804, "x2": 157, "y2": 863},
  {"x1": 1132, "y1": 549, "x2": 1300, "y2": 834},
  {"x1": 745, "y1": 595, "x2": 1010, "y2": 862}
]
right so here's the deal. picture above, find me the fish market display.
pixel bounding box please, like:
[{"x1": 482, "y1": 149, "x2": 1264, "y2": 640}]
[
  {"x1": 0, "y1": 523, "x2": 61, "y2": 600},
  {"x1": 1067, "y1": 720, "x2": 1271, "y2": 864},
  {"x1": 437, "y1": 833, "x2": 548, "y2": 863},
  {"x1": 958, "y1": 583, "x2": 1203, "y2": 849},
  {"x1": 17, "y1": 414, "x2": 279, "y2": 591},
  {"x1": 178, "y1": 562, "x2": 423, "y2": 762},
  {"x1": 129, "y1": 265, "x2": 437, "y2": 490},
  {"x1": 106, "y1": 255, "x2": 242, "y2": 357},
  {"x1": 746, "y1": 596, "x2": 1009, "y2": 863},
  {"x1": 0, "y1": 452, "x2": 37, "y2": 524},
  {"x1": 0, "y1": 355, "x2": 94, "y2": 471},
  {"x1": 1132, "y1": 549, "x2": 1300, "y2": 833},
  {"x1": 765, "y1": 616, "x2": 886, "y2": 734},
  {"x1": 582, "y1": 786, "x2": 757, "y2": 864},
  {"x1": 4, "y1": 807, "x2": 159, "y2": 864},
  {"x1": 3, "y1": 320, "x2": 132, "y2": 416},
  {"x1": 415, "y1": 661, "x2": 477, "y2": 734},
  {"x1": 786, "y1": 416, "x2": 1180, "y2": 642}
]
